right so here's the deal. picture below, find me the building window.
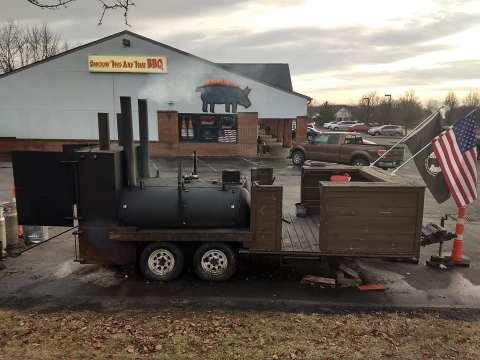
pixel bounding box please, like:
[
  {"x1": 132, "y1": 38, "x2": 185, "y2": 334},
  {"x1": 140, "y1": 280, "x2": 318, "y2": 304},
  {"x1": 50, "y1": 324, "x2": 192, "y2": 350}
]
[{"x1": 179, "y1": 114, "x2": 238, "y2": 143}]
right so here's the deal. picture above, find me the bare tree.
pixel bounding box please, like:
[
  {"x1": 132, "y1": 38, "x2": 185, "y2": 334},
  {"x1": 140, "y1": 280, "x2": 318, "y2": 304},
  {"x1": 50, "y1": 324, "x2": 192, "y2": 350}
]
[
  {"x1": 358, "y1": 91, "x2": 381, "y2": 125},
  {"x1": 395, "y1": 90, "x2": 424, "y2": 133},
  {"x1": 463, "y1": 90, "x2": 480, "y2": 108},
  {"x1": 425, "y1": 99, "x2": 441, "y2": 113},
  {"x1": 0, "y1": 22, "x2": 25, "y2": 73},
  {"x1": 444, "y1": 91, "x2": 458, "y2": 125},
  {"x1": 0, "y1": 21, "x2": 66, "y2": 74},
  {"x1": 25, "y1": 24, "x2": 63, "y2": 62},
  {"x1": 27, "y1": 0, "x2": 135, "y2": 25}
]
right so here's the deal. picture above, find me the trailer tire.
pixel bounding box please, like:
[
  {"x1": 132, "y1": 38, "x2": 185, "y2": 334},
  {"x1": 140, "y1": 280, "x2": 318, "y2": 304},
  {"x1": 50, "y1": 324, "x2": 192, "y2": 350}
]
[
  {"x1": 292, "y1": 150, "x2": 305, "y2": 166},
  {"x1": 193, "y1": 243, "x2": 237, "y2": 281},
  {"x1": 140, "y1": 242, "x2": 184, "y2": 281}
]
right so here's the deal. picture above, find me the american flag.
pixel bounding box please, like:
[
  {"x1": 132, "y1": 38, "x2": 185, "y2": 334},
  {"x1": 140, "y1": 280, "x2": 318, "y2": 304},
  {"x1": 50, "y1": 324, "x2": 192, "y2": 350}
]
[
  {"x1": 218, "y1": 129, "x2": 237, "y2": 143},
  {"x1": 432, "y1": 109, "x2": 478, "y2": 207}
]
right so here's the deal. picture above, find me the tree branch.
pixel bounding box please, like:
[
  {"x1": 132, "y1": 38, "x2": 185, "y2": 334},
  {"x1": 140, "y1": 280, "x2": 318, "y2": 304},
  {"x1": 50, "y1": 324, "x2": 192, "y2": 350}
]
[
  {"x1": 26, "y1": 0, "x2": 135, "y2": 25},
  {"x1": 97, "y1": 0, "x2": 135, "y2": 26},
  {"x1": 26, "y1": 0, "x2": 77, "y2": 9}
]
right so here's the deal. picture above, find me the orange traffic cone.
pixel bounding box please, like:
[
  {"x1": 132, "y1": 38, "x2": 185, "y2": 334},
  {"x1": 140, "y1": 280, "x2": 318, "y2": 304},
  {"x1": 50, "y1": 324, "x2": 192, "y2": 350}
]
[{"x1": 450, "y1": 206, "x2": 469, "y2": 266}]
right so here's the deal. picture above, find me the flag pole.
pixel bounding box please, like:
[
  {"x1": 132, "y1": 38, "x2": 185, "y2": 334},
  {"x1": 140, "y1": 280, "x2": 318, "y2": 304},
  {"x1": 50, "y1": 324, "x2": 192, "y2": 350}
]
[
  {"x1": 369, "y1": 109, "x2": 440, "y2": 168},
  {"x1": 389, "y1": 141, "x2": 432, "y2": 175},
  {"x1": 448, "y1": 106, "x2": 479, "y2": 266},
  {"x1": 389, "y1": 104, "x2": 472, "y2": 176}
]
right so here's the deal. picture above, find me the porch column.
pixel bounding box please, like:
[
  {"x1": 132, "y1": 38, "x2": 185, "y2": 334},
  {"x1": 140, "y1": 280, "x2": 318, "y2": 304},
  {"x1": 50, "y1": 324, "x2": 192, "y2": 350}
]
[{"x1": 295, "y1": 116, "x2": 308, "y2": 144}]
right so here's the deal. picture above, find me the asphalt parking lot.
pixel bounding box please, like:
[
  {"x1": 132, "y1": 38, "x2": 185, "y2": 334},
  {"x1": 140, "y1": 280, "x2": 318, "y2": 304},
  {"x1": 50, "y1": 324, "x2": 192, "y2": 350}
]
[{"x1": 0, "y1": 139, "x2": 479, "y2": 312}]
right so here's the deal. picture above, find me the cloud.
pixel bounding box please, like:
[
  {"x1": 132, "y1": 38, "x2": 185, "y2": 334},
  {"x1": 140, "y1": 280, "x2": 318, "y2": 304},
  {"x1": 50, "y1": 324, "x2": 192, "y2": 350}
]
[{"x1": 1, "y1": 1, "x2": 478, "y2": 102}]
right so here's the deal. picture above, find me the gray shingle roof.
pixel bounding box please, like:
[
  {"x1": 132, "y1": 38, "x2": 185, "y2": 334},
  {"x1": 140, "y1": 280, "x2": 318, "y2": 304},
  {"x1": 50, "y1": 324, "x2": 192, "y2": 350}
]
[{"x1": 217, "y1": 63, "x2": 293, "y2": 92}]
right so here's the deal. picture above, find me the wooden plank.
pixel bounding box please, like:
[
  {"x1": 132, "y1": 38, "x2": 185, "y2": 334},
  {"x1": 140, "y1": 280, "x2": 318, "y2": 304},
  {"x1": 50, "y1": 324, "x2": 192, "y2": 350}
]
[
  {"x1": 301, "y1": 275, "x2": 335, "y2": 287},
  {"x1": 320, "y1": 232, "x2": 418, "y2": 255},
  {"x1": 305, "y1": 216, "x2": 320, "y2": 251},
  {"x1": 322, "y1": 194, "x2": 419, "y2": 208},
  {"x1": 286, "y1": 214, "x2": 304, "y2": 251},
  {"x1": 287, "y1": 215, "x2": 307, "y2": 251},
  {"x1": 300, "y1": 217, "x2": 315, "y2": 252},
  {"x1": 324, "y1": 216, "x2": 417, "y2": 233},
  {"x1": 324, "y1": 206, "x2": 418, "y2": 217},
  {"x1": 297, "y1": 217, "x2": 316, "y2": 252},
  {"x1": 281, "y1": 216, "x2": 294, "y2": 251}
]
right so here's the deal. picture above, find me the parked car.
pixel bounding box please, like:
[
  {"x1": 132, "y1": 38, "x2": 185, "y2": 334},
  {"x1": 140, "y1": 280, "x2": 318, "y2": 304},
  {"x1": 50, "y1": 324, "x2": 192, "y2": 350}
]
[
  {"x1": 348, "y1": 123, "x2": 369, "y2": 133},
  {"x1": 292, "y1": 125, "x2": 322, "y2": 141},
  {"x1": 331, "y1": 120, "x2": 358, "y2": 131},
  {"x1": 368, "y1": 125, "x2": 404, "y2": 136},
  {"x1": 307, "y1": 126, "x2": 322, "y2": 141},
  {"x1": 323, "y1": 120, "x2": 339, "y2": 129},
  {"x1": 289, "y1": 131, "x2": 404, "y2": 168}
]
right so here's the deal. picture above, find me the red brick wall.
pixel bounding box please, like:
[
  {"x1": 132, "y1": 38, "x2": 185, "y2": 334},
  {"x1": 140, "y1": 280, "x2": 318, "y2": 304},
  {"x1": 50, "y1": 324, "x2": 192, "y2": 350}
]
[
  {"x1": 157, "y1": 111, "x2": 179, "y2": 145},
  {"x1": 0, "y1": 139, "x2": 97, "y2": 153},
  {"x1": 0, "y1": 112, "x2": 260, "y2": 158},
  {"x1": 277, "y1": 120, "x2": 284, "y2": 143},
  {"x1": 283, "y1": 119, "x2": 293, "y2": 147},
  {"x1": 295, "y1": 116, "x2": 308, "y2": 144}
]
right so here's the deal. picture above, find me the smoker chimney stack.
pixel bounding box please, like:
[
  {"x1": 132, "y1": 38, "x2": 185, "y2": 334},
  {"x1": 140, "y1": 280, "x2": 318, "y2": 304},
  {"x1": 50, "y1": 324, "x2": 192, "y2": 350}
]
[
  {"x1": 138, "y1": 99, "x2": 150, "y2": 178},
  {"x1": 119, "y1": 96, "x2": 138, "y2": 187},
  {"x1": 116, "y1": 113, "x2": 125, "y2": 148},
  {"x1": 97, "y1": 113, "x2": 110, "y2": 151}
]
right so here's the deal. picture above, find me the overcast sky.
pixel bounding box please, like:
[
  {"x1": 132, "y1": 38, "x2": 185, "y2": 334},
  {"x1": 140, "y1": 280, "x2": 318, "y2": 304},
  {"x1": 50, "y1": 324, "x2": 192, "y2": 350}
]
[{"x1": 2, "y1": 0, "x2": 479, "y2": 104}]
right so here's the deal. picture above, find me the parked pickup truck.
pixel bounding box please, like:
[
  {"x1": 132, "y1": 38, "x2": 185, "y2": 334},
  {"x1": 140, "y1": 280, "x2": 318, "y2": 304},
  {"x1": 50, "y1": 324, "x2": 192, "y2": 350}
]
[{"x1": 289, "y1": 131, "x2": 404, "y2": 168}]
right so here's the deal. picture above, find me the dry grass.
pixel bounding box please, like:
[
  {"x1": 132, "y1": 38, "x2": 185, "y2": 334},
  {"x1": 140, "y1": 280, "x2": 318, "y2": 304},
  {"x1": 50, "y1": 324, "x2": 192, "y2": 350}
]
[{"x1": 0, "y1": 309, "x2": 479, "y2": 359}]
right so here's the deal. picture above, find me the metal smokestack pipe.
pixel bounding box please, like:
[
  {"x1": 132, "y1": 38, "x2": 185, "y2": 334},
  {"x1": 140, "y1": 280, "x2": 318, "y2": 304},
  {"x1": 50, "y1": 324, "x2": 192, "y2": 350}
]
[
  {"x1": 97, "y1": 113, "x2": 110, "y2": 151},
  {"x1": 117, "y1": 113, "x2": 125, "y2": 148},
  {"x1": 120, "y1": 97, "x2": 138, "y2": 187},
  {"x1": 138, "y1": 99, "x2": 150, "y2": 178}
]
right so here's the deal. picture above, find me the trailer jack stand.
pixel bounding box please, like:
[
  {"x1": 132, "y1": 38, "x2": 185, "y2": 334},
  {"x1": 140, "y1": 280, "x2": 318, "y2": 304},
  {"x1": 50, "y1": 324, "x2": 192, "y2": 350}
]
[
  {"x1": 426, "y1": 239, "x2": 470, "y2": 270},
  {"x1": 424, "y1": 215, "x2": 470, "y2": 269},
  {"x1": 426, "y1": 255, "x2": 470, "y2": 270}
]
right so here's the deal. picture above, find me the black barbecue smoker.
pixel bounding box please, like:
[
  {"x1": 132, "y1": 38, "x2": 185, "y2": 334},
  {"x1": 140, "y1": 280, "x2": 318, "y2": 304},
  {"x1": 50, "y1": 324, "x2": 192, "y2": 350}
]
[{"x1": 12, "y1": 97, "x2": 255, "y2": 281}]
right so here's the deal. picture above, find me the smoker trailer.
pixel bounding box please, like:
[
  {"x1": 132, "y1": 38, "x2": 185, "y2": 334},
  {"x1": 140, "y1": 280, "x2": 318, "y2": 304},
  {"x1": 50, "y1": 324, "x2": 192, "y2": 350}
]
[{"x1": 12, "y1": 97, "x2": 425, "y2": 281}]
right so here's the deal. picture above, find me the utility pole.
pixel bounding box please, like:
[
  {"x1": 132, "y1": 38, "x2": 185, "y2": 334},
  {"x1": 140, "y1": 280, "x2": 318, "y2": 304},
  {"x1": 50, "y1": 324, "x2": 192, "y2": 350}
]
[
  {"x1": 363, "y1": 97, "x2": 371, "y2": 126},
  {"x1": 385, "y1": 94, "x2": 392, "y2": 127}
]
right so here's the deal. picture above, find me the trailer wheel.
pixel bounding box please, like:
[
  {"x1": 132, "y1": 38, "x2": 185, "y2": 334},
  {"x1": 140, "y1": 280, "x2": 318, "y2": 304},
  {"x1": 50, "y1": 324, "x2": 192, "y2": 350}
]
[
  {"x1": 193, "y1": 243, "x2": 237, "y2": 281},
  {"x1": 140, "y1": 242, "x2": 184, "y2": 281},
  {"x1": 292, "y1": 150, "x2": 305, "y2": 166}
]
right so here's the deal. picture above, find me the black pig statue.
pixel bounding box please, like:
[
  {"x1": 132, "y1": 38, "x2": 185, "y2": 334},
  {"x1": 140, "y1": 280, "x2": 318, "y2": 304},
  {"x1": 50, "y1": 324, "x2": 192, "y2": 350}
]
[{"x1": 196, "y1": 80, "x2": 252, "y2": 113}]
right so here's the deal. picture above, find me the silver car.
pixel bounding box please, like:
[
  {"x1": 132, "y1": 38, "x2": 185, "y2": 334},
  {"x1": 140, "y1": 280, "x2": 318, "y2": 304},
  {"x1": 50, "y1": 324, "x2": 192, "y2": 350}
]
[
  {"x1": 323, "y1": 120, "x2": 339, "y2": 129},
  {"x1": 368, "y1": 124, "x2": 404, "y2": 136},
  {"x1": 331, "y1": 121, "x2": 358, "y2": 131}
]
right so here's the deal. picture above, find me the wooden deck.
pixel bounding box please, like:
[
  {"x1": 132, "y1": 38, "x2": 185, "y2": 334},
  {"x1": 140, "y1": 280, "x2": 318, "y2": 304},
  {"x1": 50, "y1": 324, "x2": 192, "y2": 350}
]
[{"x1": 282, "y1": 213, "x2": 319, "y2": 252}]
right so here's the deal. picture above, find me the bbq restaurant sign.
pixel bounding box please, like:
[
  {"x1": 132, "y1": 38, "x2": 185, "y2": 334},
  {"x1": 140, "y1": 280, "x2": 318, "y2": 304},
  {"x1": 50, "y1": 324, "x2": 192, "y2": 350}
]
[{"x1": 88, "y1": 55, "x2": 167, "y2": 73}]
